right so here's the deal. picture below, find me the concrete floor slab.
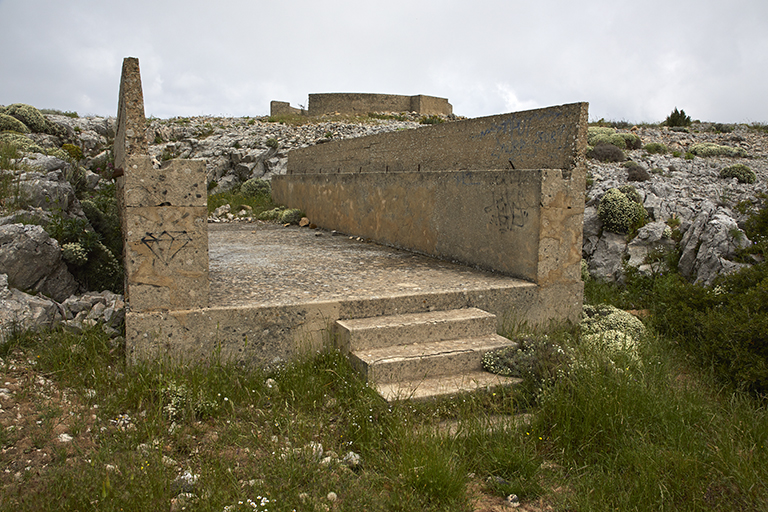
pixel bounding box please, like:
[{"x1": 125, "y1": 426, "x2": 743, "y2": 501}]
[{"x1": 208, "y1": 222, "x2": 531, "y2": 308}]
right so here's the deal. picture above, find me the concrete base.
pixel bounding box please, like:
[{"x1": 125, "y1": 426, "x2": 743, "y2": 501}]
[{"x1": 125, "y1": 223, "x2": 580, "y2": 367}]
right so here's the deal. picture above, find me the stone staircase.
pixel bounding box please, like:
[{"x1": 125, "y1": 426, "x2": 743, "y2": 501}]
[{"x1": 335, "y1": 307, "x2": 520, "y2": 401}]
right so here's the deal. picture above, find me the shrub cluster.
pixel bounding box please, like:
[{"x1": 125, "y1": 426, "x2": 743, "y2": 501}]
[
  {"x1": 624, "y1": 161, "x2": 651, "y2": 182},
  {"x1": 482, "y1": 335, "x2": 573, "y2": 385},
  {"x1": 46, "y1": 185, "x2": 124, "y2": 294},
  {"x1": 587, "y1": 127, "x2": 641, "y2": 150},
  {"x1": 257, "y1": 206, "x2": 305, "y2": 224},
  {"x1": 690, "y1": 142, "x2": 748, "y2": 158},
  {"x1": 598, "y1": 188, "x2": 647, "y2": 234},
  {"x1": 0, "y1": 113, "x2": 29, "y2": 133},
  {"x1": 0, "y1": 103, "x2": 61, "y2": 135},
  {"x1": 240, "y1": 178, "x2": 271, "y2": 198},
  {"x1": 719, "y1": 164, "x2": 756, "y2": 184}
]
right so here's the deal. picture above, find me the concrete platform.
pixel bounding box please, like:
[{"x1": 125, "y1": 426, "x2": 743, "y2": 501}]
[
  {"x1": 208, "y1": 222, "x2": 528, "y2": 308},
  {"x1": 126, "y1": 222, "x2": 541, "y2": 367}
]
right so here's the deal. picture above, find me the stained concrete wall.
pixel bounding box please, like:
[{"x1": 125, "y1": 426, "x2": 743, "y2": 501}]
[
  {"x1": 308, "y1": 93, "x2": 452, "y2": 116},
  {"x1": 269, "y1": 100, "x2": 303, "y2": 117},
  {"x1": 270, "y1": 93, "x2": 452, "y2": 117},
  {"x1": 273, "y1": 103, "x2": 588, "y2": 324},
  {"x1": 285, "y1": 103, "x2": 586, "y2": 174},
  {"x1": 114, "y1": 57, "x2": 210, "y2": 313}
]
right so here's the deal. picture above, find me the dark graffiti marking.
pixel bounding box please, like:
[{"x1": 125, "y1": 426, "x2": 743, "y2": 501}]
[
  {"x1": 484, "y1": 191, "x2": 528, "y2": 232},
  {"x1": 141, "y1": 231, "x2": 193, "y2": 265}
]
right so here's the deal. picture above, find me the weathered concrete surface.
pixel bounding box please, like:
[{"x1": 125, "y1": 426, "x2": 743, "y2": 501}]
[
  {"x1": 270, "y1": 93, "x2": 452, "y2": 117},
  {"x1": 336, "y1": 307, "x2": 497, "y2": 352},
  {"x1": 125, "y1": 223, "x2": 541, "y2": 366},
  {"x1": 272, "y1": 168, "x2": 584, "y2": 285},
  {"x1": 308, "y1": 93, "x2": 452, "y2": 116},
  {"x1": 278, "y1": 103, "x2": 587, "y2": 174},
  {"x1": 272, "y1": 103, "x2": 588, "y2": 329},
  {"x1": 113, "y1": 57, "x2": 147, "y2": 174},
  {"x1": 115, "y1": 57, "x2": 210, "y2": 313}
]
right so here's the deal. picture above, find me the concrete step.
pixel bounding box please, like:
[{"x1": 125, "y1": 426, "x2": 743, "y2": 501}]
[
  {"x1": 336, "y1": 307, "x2": 497, "y2": 351},
  {"x1": 376, "y1": 370, "x2": 522, "y2": 401},
  {"x1": 349, "y1": 333, "x2": 514, "y2": 384}
]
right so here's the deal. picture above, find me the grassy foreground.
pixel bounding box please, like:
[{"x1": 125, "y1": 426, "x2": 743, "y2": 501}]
[{"x1": 1, "y1": 316, "x2": 766, "y2": 511}]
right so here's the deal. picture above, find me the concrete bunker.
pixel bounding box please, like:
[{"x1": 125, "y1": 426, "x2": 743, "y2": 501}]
[
  {"x1": 116, "y1": 58, "x2": 587, "y2": 374},
  {"x1": 270, "y1": 93, "x2": 452, "y2": 117}
]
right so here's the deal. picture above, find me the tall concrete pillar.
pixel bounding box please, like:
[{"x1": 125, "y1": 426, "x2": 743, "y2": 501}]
[{"x1": 115, "y1": 57, "x2": 209, "y2": 313}]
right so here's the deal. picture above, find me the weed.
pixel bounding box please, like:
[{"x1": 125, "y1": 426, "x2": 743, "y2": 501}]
[
  {"x1": 265, "y1": 138, "x2": 279, "y2": 149},
  {"x1": 419, "y1": 115, "x2": 444, "y2": 125}
]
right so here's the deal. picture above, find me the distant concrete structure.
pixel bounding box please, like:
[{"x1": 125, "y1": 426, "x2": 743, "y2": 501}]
[{"x1": 270, "y1": 93, "x2": 452, "y2": 117}]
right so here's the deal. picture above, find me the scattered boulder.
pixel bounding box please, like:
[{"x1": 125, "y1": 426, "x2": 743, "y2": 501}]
[{"x1": 0, "y1": 224, "x2": 78, "y2": 302}]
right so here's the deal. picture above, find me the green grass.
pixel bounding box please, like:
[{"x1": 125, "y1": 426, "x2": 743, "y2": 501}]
[{"x1": 1, "y1": 312, "x2": 767, "y2": 511}]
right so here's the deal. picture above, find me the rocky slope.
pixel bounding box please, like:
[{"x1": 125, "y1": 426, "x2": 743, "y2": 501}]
[{"x1": 1, "y1": 106, "x2": 767, "y2": 339}]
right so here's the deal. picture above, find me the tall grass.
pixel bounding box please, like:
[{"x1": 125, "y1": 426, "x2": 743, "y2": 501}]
[{"x1": 2, "y1": 303, "x2": 768, "y2": 510}]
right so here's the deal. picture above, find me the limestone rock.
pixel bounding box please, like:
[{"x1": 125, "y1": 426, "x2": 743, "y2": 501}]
[
  {"x1": 626, "y1": 221, "x2": 676, "y2": 274},
  {"x1": 588, "y1": 232, "x2": 627, "y2": 282},
  {"x1": 0, "y1": 273, "x2": 61, "y2": 342},
  {"x1": 0, "y1": 224, "x2": 78, "y2": 302},
  {"x1": 18, "y1": 170, "x2": 86, "y2": 219}
]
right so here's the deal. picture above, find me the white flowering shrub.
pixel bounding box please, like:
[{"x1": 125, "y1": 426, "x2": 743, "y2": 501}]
[
  {"x1": 598, "y1": 188, "x2": 646, "y2": 234},
  {"x1": 482, "y1": 335, "x2": 574, "y2": 384},
  {"x1": 62, "y1": 242, "x2": 88, "y2": 266},
  {"x1": 690, "y1": 143, "x2": 748, "y2": 158},
  {"x1": 580, "y1": 304, "x2": 646, "y2": 362}
]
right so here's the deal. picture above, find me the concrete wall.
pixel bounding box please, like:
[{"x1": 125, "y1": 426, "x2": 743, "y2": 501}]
[
  {"x1": 115, "y1": 57, "x2": 210, "y2": 314},
  {"x1": 273, "y1": 102, "x2": 588, "y2": 324},
  {"x1": 285, "y1": 103, "x2": 585, "y2": 174},
  {"x1": 125, "y1": 283, "x2": 538, "y2": 366},
  {"x1": 270, "y1": 93, "x2": 452, "y2": 117},
  {"x1": 269, "y1": 100, "x2": 303, "y2": 117}
]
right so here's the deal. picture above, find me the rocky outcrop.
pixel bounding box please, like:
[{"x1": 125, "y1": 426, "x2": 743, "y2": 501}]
[
  {"x1": 0, "y1": 224, "x2": 78, "y2": 302},
  {"x1": 584, "y1": 124, "x2": 767, "y2": 286}
]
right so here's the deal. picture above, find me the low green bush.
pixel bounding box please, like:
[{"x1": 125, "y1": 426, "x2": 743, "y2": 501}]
[
  {"x1": 587, "y1": 143, "x2": 625, "y2": 162},
  {"x1": 0, "y1": 113, "x2": 29, "y2": 133},
  {"x1": 644, "y1": 142, "x2": 668, "y2": 154},
  {"x1": 719, "y1": 164, "x2": 756, "y2": 184},
  {"x1": 258, "y1": 207, "x2": 283, "y2": 221},
  {"x1": 2, "y1": 103, "x2": 59, "y2": 135},
  {"x1": 278, "y1": 208, "x2": 304, "y2": 224},
  {"x1": 240, "y1": 178, "x2": 271, "y2": 198},
  {"x1": 623, "y1": 161, "x2": 651, "y2": 182},
  {"x1": 61, "y1": 143, "x2": 83, "y2": 162}
]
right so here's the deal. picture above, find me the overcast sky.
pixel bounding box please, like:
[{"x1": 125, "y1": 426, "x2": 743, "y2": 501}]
[{"x1": 2, "y1": 0, "x2": 767, "y2": 123}]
